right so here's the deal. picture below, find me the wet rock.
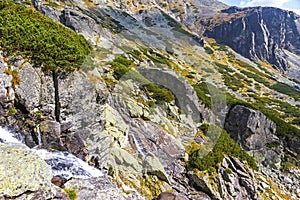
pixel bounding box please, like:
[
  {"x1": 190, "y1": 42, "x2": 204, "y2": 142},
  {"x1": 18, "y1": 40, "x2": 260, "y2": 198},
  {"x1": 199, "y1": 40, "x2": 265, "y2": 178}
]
[
  {"x1": 51, "y1": 175, "x2": 67, "y2": 188},
  {"x1": 0, "y1": 143, "x2": 57, "y2": 198},
  {"x1": 63, "y1": 131, "x2": 88, "y2": 161},
  {"x1": 39, "y1": 120, "x2": 62, "y2": 148}
]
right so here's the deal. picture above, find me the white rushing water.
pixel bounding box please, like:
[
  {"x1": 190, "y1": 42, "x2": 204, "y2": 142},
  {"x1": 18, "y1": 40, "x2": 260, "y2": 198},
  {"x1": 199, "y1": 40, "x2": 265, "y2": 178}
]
[
  {"x1": 0, "y1": 126, "x2": 103, "y2": 179},
  {"x1": 0, "y1": 127, "x2": 21, "y2": 143},
  {"x1": 36, "y1": 125, "x2": 42, "y2": 146},
  {"x1": 32, "y1": 149, "x2": 103, "y2": 179}
]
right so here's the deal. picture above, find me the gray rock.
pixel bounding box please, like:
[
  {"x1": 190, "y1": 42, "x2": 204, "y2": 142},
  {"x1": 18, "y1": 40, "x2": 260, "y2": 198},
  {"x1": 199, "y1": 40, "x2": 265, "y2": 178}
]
[
  {"x1": 205, "y1": 7, "x2": 300, "y2": 72},
  {"x1": 15, "y1": 62, "x2": 41, "y2": 112},
  {"x1": 143, "y1": 154, "x2": 169, "y2": 183},
  {"x1": 32, "y1": 0, "x2": 62, "y2": 21},
  {"x1": 64, "y1": 176, "x2": 145, "y2": 200},
  {"x1": 111, "y1": 146, "x2": 142, "y2": 175},
  {"x1": 138, "y1": 67, "x2": 203, "y2": 124},
  {"x1": 0, "y1": 143, "x2": 57, "y2": 199},
  {"x1": 225, "y1": 105, "x2": 278, "y2": 151},
  {"x1": 60, "y1": 9, "x2": 101, "y2": 45}
]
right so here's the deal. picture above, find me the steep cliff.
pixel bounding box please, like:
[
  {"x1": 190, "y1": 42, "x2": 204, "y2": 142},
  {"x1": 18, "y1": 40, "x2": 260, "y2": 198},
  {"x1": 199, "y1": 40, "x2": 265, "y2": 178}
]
[{"x1": 204, "y1": 6, "x2": 300, "y2": 73}]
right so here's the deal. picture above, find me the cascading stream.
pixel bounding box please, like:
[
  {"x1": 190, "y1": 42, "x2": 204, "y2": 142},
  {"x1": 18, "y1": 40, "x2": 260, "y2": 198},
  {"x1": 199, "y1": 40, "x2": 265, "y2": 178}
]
[{"x1": 0, "y1": 126, "x2": 103, "y2": 179}]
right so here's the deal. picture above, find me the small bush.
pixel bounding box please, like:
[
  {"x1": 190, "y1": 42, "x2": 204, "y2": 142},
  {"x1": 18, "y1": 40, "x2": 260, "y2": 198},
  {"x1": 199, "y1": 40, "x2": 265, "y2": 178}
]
[
  {"x1": 64, "y1": 188, "x2": 77, "y2": 200},
  {"x1": 112, "y1": 55, "x2": 133, "y2": 80},
  {"x1": 225, "y1": 168, "x2": 232, "y2": 174},
  {"x1": 142, "y1": 83, "x2": 175, "y2": 103},
  {"x1": 270, "y1": 82, "x2": 300, "y2": 101},
  {"x1": 189, "y1": 124, "x2": 258, "y2": 171},
  {"x1": 204, "y1": 46, "x2": 214, "y2": 54},
  {"x1": 147, "y1": 100, "x2": 155, "y2": 107}
]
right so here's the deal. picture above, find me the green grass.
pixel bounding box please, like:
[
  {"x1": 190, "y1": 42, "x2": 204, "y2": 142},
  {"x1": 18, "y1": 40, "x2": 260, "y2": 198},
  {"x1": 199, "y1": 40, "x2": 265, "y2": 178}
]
[
  {"x1": 189, "y1": 124, "x2": 258, "y2": 171},
  {"x1": 204, "y1": 46, "x2": 214, "y2": 54},
  {"x1": 193, "y1": 82, "x2": 213, "y2": 108},
  {"x1": 270, "y1": 82, "x2": 300, "y2": 101},
  {"x1": 0, "y1": 0, "x2": 91, "y2": 72}
]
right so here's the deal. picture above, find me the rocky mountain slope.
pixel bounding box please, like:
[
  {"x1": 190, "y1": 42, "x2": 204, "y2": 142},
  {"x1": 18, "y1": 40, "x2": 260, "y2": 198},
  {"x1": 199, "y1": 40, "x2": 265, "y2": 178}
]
[
  {"x1": 0, "y1": 0, "x2": 300, "y2": 199},
  {"x1": 204, "y1": 6, "x2": 300, "y2": 76}
]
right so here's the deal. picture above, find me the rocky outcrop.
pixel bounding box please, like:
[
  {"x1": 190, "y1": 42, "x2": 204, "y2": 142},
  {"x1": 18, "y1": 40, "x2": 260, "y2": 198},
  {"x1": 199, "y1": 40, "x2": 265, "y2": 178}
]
[
  {"x1": 225, "y1": 105, "x2": 278, "y2": 151},
  {"x1": 138, "y1": 68, "x2": 204, "y2": 123},
  {"x1": 188, "y1": 156, "x2": 261, "y2": 200},
  {"x1": 205, "y1": 7, "x2": 300, "y2": 72},
  {"x1": 225, "y1": 105, "x2": 282, "y2": 168},
  {"x1": 64, "y1": 177, "x2": 145, "y2": 200},
  {"x1": 60, "y1": 9, "x2": 101, "y2": 45},
  {"x1": 0, "y1": 143, "x2": 59, "y2": 199}
]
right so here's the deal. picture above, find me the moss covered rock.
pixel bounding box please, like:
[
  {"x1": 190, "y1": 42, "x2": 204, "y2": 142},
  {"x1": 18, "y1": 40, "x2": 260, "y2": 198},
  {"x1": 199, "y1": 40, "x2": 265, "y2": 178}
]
[{"x1": 0, "y1": 143, "x2": 56, "y2": 198}]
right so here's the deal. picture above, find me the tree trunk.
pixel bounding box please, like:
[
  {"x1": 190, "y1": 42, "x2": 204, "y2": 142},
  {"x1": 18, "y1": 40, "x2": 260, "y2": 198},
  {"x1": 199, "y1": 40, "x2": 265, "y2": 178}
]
[{"x1": 52, "y1": 70, "x2": 60, "y2": 122}]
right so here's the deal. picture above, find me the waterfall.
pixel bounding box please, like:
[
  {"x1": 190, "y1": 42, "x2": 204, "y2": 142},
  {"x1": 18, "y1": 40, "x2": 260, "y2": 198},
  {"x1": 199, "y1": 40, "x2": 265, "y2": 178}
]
[
  {"x1": 0, "y1": 127, "x2": 21, "y2": 144},
  {"x1": 36, "y1": 125, "x2": 42, "y2": 146},
  {"x1": 32, "y1": 149, "x2": 103, "y2": 179},
  {"x1": 0, "y1": 126, "x2": 103, "y2": 179}
]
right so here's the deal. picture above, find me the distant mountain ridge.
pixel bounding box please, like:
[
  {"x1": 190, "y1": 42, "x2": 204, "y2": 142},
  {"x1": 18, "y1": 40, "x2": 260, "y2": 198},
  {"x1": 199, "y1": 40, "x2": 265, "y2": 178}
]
[{"x1": 204, "y1": 6, "x2": 300, "y2": 74}]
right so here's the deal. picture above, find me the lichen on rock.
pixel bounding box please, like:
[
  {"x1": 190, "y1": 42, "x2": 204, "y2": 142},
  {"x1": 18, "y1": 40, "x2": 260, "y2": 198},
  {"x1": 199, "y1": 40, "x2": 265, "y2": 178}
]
[{"x1": 0, "y1": 143, "x2": 57, "y2": 199}]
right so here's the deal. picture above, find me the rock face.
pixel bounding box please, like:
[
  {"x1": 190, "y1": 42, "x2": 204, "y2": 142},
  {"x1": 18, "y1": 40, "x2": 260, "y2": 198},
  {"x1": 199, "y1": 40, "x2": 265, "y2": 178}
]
[
  {"x1": 188, "y1": 156, "x2": 261, "y2": 200},
  {"x1": 64, "y1": 177, "x2": 145, "y2": 200},
  {"x1": 205, "y1": 7, "x2": 300, "y2": 72},
  {"x1": 0, "y1": 143, "x2": 57, "y2": 199},
  {"x1": 225, "y1": 105, "x2": 282, "y2": 168},
  {"x1": 225, "y1": 105, "x2": 278, "y2": 151},
  {"x1": 138, "y1": 68, "x2": 203, "y2": 123},
  {"x1": 60, "y1": 9, "x2": 101, "y2": 45}
]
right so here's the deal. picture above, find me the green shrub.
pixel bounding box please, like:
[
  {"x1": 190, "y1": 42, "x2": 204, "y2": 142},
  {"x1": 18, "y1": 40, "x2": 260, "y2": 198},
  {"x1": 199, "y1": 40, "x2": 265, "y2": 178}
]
[
  {"x1": 142, "y1": 83, "x2": 175, "y2": 103},
  {"x1": 0, "y1": 0, "x2": 91, "y2": 72},
  {"x1": 225, "y1": 168, "x2": 232, "y2": 174},
  {"x1": 127, "y1": 50, "x2": 143, "y2": 62},
  {"x1": 64, "y1": 188, "x2": 77, "y2": 200},
  {"x1": 189, "y1": 124, "x2": 258, "y2": 171},
  {"x1": 204, "y1": 46, "x2": 214, "y2": 54},
  {"x1": 193, "y1": 82, "x2": 212, "y2": 108},
  {"x1": 112, "y1": 55, "x2": 133, "y2": 80},
  {"x1": 270, "y1": 82, "x2": 300, "y2": 101}
]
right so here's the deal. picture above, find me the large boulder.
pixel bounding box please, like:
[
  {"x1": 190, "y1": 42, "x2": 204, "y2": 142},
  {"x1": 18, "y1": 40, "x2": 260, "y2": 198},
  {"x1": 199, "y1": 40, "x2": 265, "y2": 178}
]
[
  {"x1": 64, "y1": 176, "x2": 145, "y2": 200},
  {"x1": 0, "y1": 143, "x2": 57, "y2": 199},
  {"x1": 225, "y1": 105, "x2": 282, "y2": 168},
  {"x1": 225, "y1": 105, "x2": 278, "y2": 151}
]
